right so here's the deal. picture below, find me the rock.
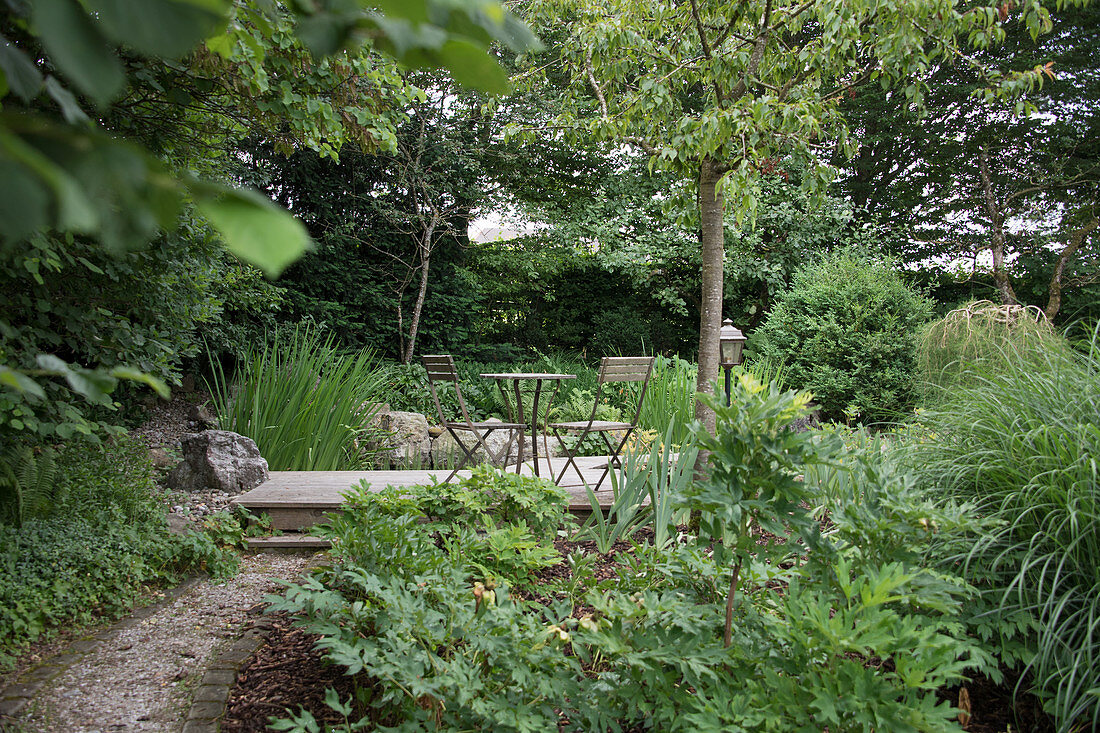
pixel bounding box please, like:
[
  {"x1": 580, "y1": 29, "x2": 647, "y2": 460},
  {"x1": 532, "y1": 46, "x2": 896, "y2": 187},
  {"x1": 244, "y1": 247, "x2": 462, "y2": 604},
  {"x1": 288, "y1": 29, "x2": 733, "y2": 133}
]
[
  {"x1": 365, "y1": 411, "x2": 431, "y2": 468},
  {"x1": 166, "y1": 515, "x2": 191, "y2": 535},
  {"x1": 147, "y1": 447, "x2": 176, "y2": 470},
  {"x1": 427, "y1": 425, "x2": 444, "y2": 438},
  {"x1": 359, "y1": 401, "x2": 391, "y2": 417},
  {"x1": 166, "y1": 430, "x2": 268, "y2": 494},
  {"x1": 431, "y1": 429, "x2": 486, "y2": 468},
  {"x1": 187, "y1": 402, "x2": 218, "y2": 430}
]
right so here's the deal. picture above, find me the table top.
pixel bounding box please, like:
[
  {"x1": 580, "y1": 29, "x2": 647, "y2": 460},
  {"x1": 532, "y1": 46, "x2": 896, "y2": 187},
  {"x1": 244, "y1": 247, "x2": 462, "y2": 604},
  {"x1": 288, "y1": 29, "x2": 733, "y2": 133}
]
[{"x1": 479, "y1": 372, "x2": 577, "y2": 380}]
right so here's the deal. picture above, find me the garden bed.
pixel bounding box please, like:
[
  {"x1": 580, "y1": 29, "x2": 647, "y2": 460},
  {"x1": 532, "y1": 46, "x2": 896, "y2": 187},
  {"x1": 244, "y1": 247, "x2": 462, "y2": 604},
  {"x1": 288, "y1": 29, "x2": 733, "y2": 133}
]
[
  {"x1": 224, "y1": 531, "x2": 1053, "y2": 733},
  {"x1": 222, "y1": 362, "x2": 1098, "y2": 733}
]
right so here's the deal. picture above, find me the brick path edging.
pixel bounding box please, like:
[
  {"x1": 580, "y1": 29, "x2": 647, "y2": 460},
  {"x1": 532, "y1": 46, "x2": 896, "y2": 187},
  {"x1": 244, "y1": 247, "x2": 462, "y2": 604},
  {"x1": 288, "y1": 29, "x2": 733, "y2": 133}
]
[
  {"x1": 0, "y1": 575, "x2": 203, "y2": 724},
  {"x1": 181, "y1": 615, "x2": 273, "y2": 733}
]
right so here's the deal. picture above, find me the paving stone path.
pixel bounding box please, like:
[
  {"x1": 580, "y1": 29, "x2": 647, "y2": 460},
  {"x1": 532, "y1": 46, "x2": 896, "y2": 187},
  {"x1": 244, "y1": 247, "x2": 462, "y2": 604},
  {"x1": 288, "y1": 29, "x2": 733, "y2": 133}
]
[{"x1": 0, "y1": 552, "x2": 315, "y2": 733}]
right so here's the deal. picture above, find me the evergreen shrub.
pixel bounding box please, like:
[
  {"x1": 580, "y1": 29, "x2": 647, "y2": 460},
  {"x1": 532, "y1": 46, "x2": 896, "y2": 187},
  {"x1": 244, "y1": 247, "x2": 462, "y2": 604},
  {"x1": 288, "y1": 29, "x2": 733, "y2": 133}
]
[{"x1": 753, "y1": 249, "x2": 933, "y2": 423}]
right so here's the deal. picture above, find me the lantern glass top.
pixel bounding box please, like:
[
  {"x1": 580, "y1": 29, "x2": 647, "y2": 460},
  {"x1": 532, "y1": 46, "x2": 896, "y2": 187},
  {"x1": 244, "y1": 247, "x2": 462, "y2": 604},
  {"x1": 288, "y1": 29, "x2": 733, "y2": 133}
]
[{"x1": 719, "y1": 318, "x2": 746, "y2": 367}]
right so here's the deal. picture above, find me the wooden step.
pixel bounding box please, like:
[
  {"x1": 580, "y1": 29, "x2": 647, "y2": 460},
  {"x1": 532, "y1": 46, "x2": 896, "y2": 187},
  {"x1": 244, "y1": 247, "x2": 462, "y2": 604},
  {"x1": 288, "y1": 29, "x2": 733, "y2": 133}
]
[
  {"x1": 233, "y1": 458, "x2": 617, "y2": 532},
  {"x1": 247, "y1": 534, "x2": 331, "y2": 551}
]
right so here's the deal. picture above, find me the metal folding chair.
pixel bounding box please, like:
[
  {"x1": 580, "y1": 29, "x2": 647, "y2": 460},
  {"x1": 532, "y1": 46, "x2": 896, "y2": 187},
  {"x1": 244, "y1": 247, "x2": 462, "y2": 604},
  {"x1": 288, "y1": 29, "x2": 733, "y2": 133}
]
[
  {"x1": 550, "y1": 356, "x2": 655, "y2": 490},
  {"x1": 422, "y1": 355, "x2": 527, "y2": 483}
]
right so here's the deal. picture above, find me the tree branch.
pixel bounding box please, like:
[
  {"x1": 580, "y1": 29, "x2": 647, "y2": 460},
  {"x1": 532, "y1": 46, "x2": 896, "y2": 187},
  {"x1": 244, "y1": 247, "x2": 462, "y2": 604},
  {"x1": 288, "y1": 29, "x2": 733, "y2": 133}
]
[
  {"x1": 688, "y1": 0, "x2": 725, "y2": 103},
  {"x1": 584, "y1": 47, "x2": 658, "y2": 155},
  {"x1": 727, "y1": 0, "x2": 773, "y2": 104}
]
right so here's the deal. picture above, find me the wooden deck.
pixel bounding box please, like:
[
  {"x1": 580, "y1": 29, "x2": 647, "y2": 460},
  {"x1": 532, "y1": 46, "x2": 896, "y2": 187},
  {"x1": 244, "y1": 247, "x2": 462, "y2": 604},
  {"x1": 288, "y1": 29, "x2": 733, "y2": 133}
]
[{"x1": 232, "y1": 456, "x2": 618, "y2": 532}]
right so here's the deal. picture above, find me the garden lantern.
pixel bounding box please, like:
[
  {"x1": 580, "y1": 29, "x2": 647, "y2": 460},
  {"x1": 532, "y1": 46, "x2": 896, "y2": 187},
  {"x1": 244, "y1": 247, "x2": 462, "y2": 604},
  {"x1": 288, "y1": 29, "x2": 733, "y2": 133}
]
[{"x1": 719, "y1": 318, "x2": 746, "y2": 406}]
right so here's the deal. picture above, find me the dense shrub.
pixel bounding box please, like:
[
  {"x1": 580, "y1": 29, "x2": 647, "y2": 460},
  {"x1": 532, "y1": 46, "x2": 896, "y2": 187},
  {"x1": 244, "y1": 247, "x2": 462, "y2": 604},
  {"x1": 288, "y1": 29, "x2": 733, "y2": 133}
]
[
  {"x1": 752, "y1": 249, "x2": 933, "y2": 423},
  {"x1": 0, "y1": 230, "x2": 220, "y2": 444},
  {"x1": 908, "y1": 327, "x2": 1100, "y2": 731}
]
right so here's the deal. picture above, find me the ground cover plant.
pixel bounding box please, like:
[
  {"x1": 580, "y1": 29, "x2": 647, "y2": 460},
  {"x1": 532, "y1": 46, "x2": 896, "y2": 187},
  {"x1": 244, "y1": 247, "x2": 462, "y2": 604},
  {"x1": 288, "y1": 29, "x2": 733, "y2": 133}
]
[
  {"x1": 0, "y1": 436, "x2": 238, "y2": 670},
  {"x1": 908, "y1": 325, "x2": 1100, "y2": 731},
  {"x1": 267, "y1": 379, "x2": 996, "y2": 732}
]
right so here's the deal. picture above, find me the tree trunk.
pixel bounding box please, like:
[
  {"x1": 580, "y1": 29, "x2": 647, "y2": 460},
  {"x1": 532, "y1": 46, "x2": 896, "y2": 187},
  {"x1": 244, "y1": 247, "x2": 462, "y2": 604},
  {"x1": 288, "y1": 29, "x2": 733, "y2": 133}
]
[
  {"x1": 1045, "y1": 216, "x2": 1099, "y2": 321},
  {"x1": 695, "y1": 157, "x2": 725, "y2": 438},
  {"x1": 402, "y1": 214, "x2": 439, "y2": 364},
  {"x1": 978, "y1": 147, "x2": 1017, "y2": 305}
]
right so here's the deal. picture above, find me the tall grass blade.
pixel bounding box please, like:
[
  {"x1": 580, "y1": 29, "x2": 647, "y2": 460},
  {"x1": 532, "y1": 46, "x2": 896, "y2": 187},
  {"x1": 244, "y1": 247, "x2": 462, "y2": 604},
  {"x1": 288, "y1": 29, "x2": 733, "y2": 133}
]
[
  {"x1": 908, "y1": 324, "x2": 1100, "y2": 732},
  {"x1": 210, "y1": 327, "x2": 388, "y2": 471}
]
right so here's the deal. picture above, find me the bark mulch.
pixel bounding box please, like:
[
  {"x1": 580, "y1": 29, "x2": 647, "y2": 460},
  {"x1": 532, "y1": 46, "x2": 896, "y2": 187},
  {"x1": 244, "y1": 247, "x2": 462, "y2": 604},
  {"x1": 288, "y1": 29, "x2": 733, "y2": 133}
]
[{"x1": 222, "y1": 613, "x2": 361, "y2": 733}]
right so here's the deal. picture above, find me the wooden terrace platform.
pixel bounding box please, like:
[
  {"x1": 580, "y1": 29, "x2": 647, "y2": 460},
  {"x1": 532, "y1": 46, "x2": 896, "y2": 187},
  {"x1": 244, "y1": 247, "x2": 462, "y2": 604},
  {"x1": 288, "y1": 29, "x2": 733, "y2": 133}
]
[{"x1": 232, "y1": 456, "x2": 619, "y2": 533}]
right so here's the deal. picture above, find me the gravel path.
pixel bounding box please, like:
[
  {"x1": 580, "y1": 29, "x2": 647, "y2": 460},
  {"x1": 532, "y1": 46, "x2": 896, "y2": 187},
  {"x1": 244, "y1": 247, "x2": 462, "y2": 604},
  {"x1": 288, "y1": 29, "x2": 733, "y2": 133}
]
[{"x1": 18, "y1": 553, "x2": 316, "y2": 733}]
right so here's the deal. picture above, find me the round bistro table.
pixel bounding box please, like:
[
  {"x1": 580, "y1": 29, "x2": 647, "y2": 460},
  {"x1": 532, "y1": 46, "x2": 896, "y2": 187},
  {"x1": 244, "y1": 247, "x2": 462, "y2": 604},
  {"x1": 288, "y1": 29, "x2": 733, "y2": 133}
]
[{"x1": 478, "y1": 372, "x2": 576, "y2": 478}]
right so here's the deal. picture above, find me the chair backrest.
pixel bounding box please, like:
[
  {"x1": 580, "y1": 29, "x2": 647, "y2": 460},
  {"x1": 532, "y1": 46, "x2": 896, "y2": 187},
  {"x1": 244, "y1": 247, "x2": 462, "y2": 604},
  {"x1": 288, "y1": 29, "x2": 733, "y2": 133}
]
[
  {"x1": 421, "y1": 354, "x2": 473, "y2": 426},
  {"x1": 593, "y1": 356, "x2": 655, "y2": 426},
  {"x1": 598, "y1": 356, "x2": 655, "y2": 384}
]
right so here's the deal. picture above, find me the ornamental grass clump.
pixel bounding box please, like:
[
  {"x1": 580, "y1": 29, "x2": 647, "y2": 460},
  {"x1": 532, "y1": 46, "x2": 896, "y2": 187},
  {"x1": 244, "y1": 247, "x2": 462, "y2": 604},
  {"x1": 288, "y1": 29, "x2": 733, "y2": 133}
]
[
  {"x1": 908, "y1": 325, "x2": 1100, "y2": 732},
  {"x1": 210, "y1": 327, "x2": 388, "y2": 471},
  {"x1": 917, "y1": 299, "x2": 1060, "y2": 397}
]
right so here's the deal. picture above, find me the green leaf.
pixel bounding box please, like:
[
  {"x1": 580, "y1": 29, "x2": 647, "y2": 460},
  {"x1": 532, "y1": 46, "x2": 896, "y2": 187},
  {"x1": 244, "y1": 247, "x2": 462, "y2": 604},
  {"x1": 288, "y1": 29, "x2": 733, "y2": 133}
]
[
  {"x1": 295, "y1": 13, "x2": 353, "y2": 58},
  {"x1": 33, "y1": 0, "x2": 126, "y2": 105},
  {"x1": 86, "y1": 0, "x2": 229, "y2": 58},
  {"x1": 0, "y1": 366, "x2": 47, "y2": 399},
  {"x1": 375, "y1": 0, "x2": 430, "y2": 24},
  {"x1": 0, "y1": 159, "x2": 51, "y2": 242},
  {"x1": 0, "y1": 124, "x2": 94, "y2": 232},
  {"x1": 34, "y1": 354, "x2": 114, "y2": 404},
  {"x1": 44, "y1": 76, "x2": 89, "y2": 124},
  {"x1": 0, "y1": 35, "x2": 44, "y2": 100},
  {"x1": 75, "y1": 256, "x2": 104, "y2": 275},
  {"x1": 193, "y1": 185, "x2": 312, "y2": 277},
  {"x1": 434, "y1": 38, "x2": 510, "y2": 94},
  {"x1": 204, "y1": 32, "x2": 234, "y2": 58},
  {"x1": 109, "y1": 367, "x2": 170, "y2": 399},
  {"x1": 65, "y1": 369, "x2": 117, "y2": 404}
]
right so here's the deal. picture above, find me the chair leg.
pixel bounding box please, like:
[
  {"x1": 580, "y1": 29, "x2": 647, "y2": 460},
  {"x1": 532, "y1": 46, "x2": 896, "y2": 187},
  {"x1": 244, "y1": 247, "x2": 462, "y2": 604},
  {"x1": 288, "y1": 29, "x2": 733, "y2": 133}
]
[
  {"x1": 443, "y1": 426, "x2": 482, "y2": 483},
  {"x1": 553, "y1": 428, "x2": 589, "y2": 488},
  {"x1": 478, "y1": 427, "x2": 514, "y2": 470},
  {"x1": 592, "y1": 428, "x2": 635, "y2": 491}
]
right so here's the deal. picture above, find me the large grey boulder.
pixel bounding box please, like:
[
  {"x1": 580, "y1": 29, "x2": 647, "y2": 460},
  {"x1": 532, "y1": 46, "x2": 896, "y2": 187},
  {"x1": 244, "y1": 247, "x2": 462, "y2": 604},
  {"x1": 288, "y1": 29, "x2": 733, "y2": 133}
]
[
  {"x1": 430, "y1": 428, "x2": 485, "y2": 469},
  {"x1": 366, "y1": 410, "x2": 432, "y2": 468},
  {"x1": 167, "y1": 430, "x2": 268, "y2": 494}
]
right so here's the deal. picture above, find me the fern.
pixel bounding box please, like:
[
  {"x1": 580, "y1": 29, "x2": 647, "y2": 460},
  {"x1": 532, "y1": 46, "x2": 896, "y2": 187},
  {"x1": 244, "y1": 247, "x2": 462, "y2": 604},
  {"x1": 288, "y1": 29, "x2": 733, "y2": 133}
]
[
  {"x1": 0, "y1": 446, "x2": 61, "y2": 527},
  {"x1": 553, "y1": 387, "x2": 622, "y2": 424}
]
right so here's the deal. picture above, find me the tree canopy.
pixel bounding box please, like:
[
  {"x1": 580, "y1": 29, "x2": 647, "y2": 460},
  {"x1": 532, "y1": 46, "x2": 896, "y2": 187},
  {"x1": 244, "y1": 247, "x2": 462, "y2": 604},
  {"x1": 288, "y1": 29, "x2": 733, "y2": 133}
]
[{"x1": 511, "y1": 0, "x2": 1068, "y2": 433}]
